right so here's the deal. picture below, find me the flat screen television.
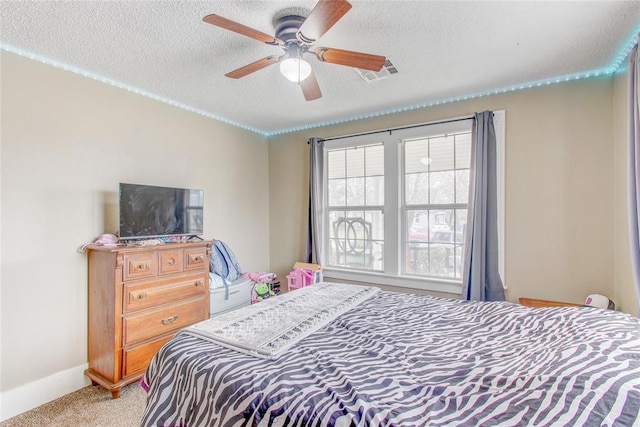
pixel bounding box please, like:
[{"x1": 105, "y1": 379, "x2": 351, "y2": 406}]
[{"x1": 119, "y1": 183, "x2": 204, "y2": 240}]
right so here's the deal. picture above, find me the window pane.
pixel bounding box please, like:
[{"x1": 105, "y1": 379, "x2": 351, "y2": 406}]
[
  {"x1": 401, "y1": 128, "x2": 472, "y2": 281},
  {"x1": 455, "y1": 133, "x2": 472, "y2": 170},
  {"x1": 406, "y1": 243, "x2": 429, "y2": 275},
  {"x1": 365, "y1": 210, "x2": 384, "y2": 240},
  {"x1": 346, "y1": 177, "x2": 365, "y2": 206},
  {"x1": 366, "y1": 176, "x2": 384, "y2": 206},
  {"x1": 454, "y1": 245, "x2": 464, "y2": 279},
  {"x1": 405, "y1": 138, "x2": 429, "y2": 174},
  {"x1": 429, "y1": 244, "x2": 456, "y2": 278},
  {"x1": 346, "y1": 211, "x2": 366, "y2": 234},
  {"x1": 405, "y1": 173, "x2": 429, "y2": 205},
  {"x1": 328, "y1": 150, "x2": 345, "y2": 179},
  {"x1": 429, "y1": 209, "x2": 453, "y2": 243},
  {"x1": 329, "y1": 212, "x2": 348, "y2": 267},
  {"x1": 455, "y1": 209, "x2": 467, "y2": 244},
  {"x1": 429, "y1": 135, "x2": 454, "y2": 172},
  {"x1": 429, "y1": 171, "x2": 455, "y2": 204},
  {"x1": 326, "y1": 143, "x2": 387, "y2": 273},
  {"x1": 328, "y1": 179, "x2": 345, "y2": 207},
  {"x1": 372, "y1": 243, "x2": 384, "y2": 271},
  {"x1": 405, "y1": 209, "x2": 432, "y2": 276},
  {"x1": 329, "y1": 238, "x2": 346, "y2": 267},
  {"x1": 407, "y1": 210, "x2": 429, "y2": 243},
  {"x1": 455, "y1": 169, "x2": 469, "y2": 204},
  {"x1": 329, "y1": 210, "x2": 346, "y2": 238},
  {"x1": 407, "y1": 209, "x2": 461, "y2": 279},
  {"x1": 343, "y1": 212, "x2": 370, "y2": 269},
  {"x1": 346, "y1": 148, "x2": 364, "y2": 177},
  {"x1": 366, "y1": 145, "x2": 384, "y2": 176},
  {"x1": 327, "y1": 210, "x2": 383, "y2": 271}
]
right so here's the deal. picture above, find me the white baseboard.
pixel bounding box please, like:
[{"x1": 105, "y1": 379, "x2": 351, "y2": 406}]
[{"x1": 0, "y1": 363, "x2": 90, "y2": 422}]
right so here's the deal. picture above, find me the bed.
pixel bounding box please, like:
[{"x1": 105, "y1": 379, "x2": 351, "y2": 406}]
[{"x1": 140, "y1": 282, "x2": 640, "y2": 426}]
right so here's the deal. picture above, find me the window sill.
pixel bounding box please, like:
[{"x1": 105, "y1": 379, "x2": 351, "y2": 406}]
[{"x1": 323, "y1": 267, "x2": 463, "y2": 295}]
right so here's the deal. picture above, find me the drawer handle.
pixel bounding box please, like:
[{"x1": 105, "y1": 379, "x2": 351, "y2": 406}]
[
  {"x1": 229, "y1": 290, "x2": 239, "y2": 295},
  {"x1": 193, "y1": 256, "x2": 202, "y2": 262},
  {"x1": 135, "y1": 263, "x2": 148, "y2": 271},
  {"x1": 167, "y1": 258, "x2": 175, "y2": 266},
  {"x1": 161, "y1": 315, "x2": 179, "y2": 325},
  {"x1": 137, "y1": 292, "x2": 147, "y2": 300},
  {"x1": 195, "y1": 281, "x2": 203, "y2": 287}
]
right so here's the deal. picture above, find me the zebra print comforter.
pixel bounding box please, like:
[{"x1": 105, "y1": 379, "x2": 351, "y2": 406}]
[{"x1": 140, "y1": 291, "x2": 640, "y2": 426}]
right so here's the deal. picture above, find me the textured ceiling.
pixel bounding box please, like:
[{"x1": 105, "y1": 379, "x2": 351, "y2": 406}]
[{"x1": 1, "y1": 1, "x2": 639, "y2": 135}]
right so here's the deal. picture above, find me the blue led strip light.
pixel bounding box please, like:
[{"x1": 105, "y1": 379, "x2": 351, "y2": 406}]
[
  {"x1": 265, "y1": 66, "x2": 615, "y2": 137},
  {"x1": 265, "y1": 27, "x2": 640, "y2": 137},
  {"x1": 3, "y1": 24, "x2": 640, "y2": 138},
  {"x1": 612, "y1": 26, "x2": 640, "y2": 72},
  {"x1": 0, "y1": 43, "x2": 265, "y2": 135}
]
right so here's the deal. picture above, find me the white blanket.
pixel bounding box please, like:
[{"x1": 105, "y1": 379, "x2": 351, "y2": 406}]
[{"x1": 180, "y1": 282, "x2": 379, "y2": 359}]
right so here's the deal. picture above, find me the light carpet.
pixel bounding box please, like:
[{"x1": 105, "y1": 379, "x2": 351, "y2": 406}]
[{"x1": 0, "y1": 382, "x2": 145, "y2": 427}]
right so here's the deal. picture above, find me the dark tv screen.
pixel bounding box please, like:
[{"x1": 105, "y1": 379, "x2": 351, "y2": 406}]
[{"x1": 119, "y1": 183, "x2": 204, "y2": 239}]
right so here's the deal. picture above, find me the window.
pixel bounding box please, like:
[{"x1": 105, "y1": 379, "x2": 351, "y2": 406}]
[
  {"x1": 327, "y1": 144, "x2": 385, "y2": 271},
  {"x1": 322, "y1": 112, "x2": 504, "y2": 294},
  {"x1": 403, "y1": 131, "x2": 470, "y2": 280}
]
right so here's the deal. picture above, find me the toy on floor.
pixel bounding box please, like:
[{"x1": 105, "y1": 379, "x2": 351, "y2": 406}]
[
  {"x1": 245, "y1": 272, "x2": 279, "y2": 303},
  {"x1": 286, "y1": 262, "x2": 323, "y2": 291},
  {"x1": 254, "y1": 282, "x2": 275, "y2": 301}
]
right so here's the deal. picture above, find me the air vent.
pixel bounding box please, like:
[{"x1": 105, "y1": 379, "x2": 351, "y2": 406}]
[{"x1": 355, "y1": 59, "x2": 398, "y2": 83}]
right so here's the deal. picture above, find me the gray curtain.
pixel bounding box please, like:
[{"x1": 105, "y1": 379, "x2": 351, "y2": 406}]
[
  {"x1": 306, "y1": 137, "x2": 324, "y2": 264},
  {"x1": 627, "y1": 44, "x2": 640, "y2": 312},
  {"x1": 462, "y1": 111, "x2": 505, "y2": 301}
]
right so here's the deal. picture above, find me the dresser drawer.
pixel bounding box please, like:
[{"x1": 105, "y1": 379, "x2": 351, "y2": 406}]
[
  {"x1": 159, "y1": 249, "x2": 183, "y2": 275},
  {"x1": 124, "y1": 273, "x2": 206, "y2": 313},
  {"x1": 123, "y1": 334, "x2": 173, "y2": 378},
  {"x1": 184, "y1": 247, "x2": 207, "y2": 271},
  {"x1": 123, "y1": 296, "x2": 206, "y2": 346},
  {"x1": 123, "y1": 253, "x2": 158, "y2": 281}
]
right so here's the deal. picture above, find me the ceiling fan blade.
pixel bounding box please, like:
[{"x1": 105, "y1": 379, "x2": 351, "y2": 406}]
[
  {"x1": 203, "y1": 14, "x2": 282, "y2": 45},
  {"x1": 301, "y1": 69, "x2": 322, "y2": 101},
  {"x1": 225, "y1": 55, "x2": 280, "y2": 79},
  {"x1": 297, "y1": 0, "x2": 352, "y2": 44},
  {"x1": 315, "y1": 47, "x2": 386, "y2": 72}
]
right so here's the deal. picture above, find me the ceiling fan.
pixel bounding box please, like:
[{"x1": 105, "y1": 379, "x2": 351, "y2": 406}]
[{"x1": 203, "y1": 0, "x2": 386, "y2": 101}]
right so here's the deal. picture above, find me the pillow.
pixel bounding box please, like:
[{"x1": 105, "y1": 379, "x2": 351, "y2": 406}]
[{"x1": 209, "y1": 240, "x2": 243, "y2": 282}]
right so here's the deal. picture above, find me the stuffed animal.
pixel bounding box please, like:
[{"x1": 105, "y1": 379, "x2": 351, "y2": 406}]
[{"x1": 254, "y1": 283, "x2": 275, "y2": 301}]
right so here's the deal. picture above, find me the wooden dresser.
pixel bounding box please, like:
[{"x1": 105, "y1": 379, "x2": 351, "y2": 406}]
[{"x1": 86, "y1": 241, "x2": 211, "y2": 398}]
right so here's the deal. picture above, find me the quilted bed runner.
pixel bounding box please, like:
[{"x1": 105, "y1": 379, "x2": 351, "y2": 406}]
[{"x1": 180, "y1": 282, "x2": 379, "y2": 359}]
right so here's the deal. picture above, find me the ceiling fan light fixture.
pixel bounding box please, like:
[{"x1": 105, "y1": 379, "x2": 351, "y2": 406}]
[{"x1": 280, "y1": 58, "x2": 311, "y2": 82}]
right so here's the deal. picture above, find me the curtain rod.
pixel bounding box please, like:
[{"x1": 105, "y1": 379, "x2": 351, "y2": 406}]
[{"x1": 309, "y1": 114, "x2": 475, "y2": 143}]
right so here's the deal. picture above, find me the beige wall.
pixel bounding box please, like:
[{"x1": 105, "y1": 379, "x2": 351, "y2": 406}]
[
  {"x1": 613, "y1": 64, "x2": 639, "y2": 316},
  {"x1": 269, "y1": 78, "x2": 616, "y2": 307},
  {"x1": 0, "y1": 52, "x2": 270, "y2": 396},
  {"x1": 2, "y1": 45, "x2": 637, "y2": 419}
]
